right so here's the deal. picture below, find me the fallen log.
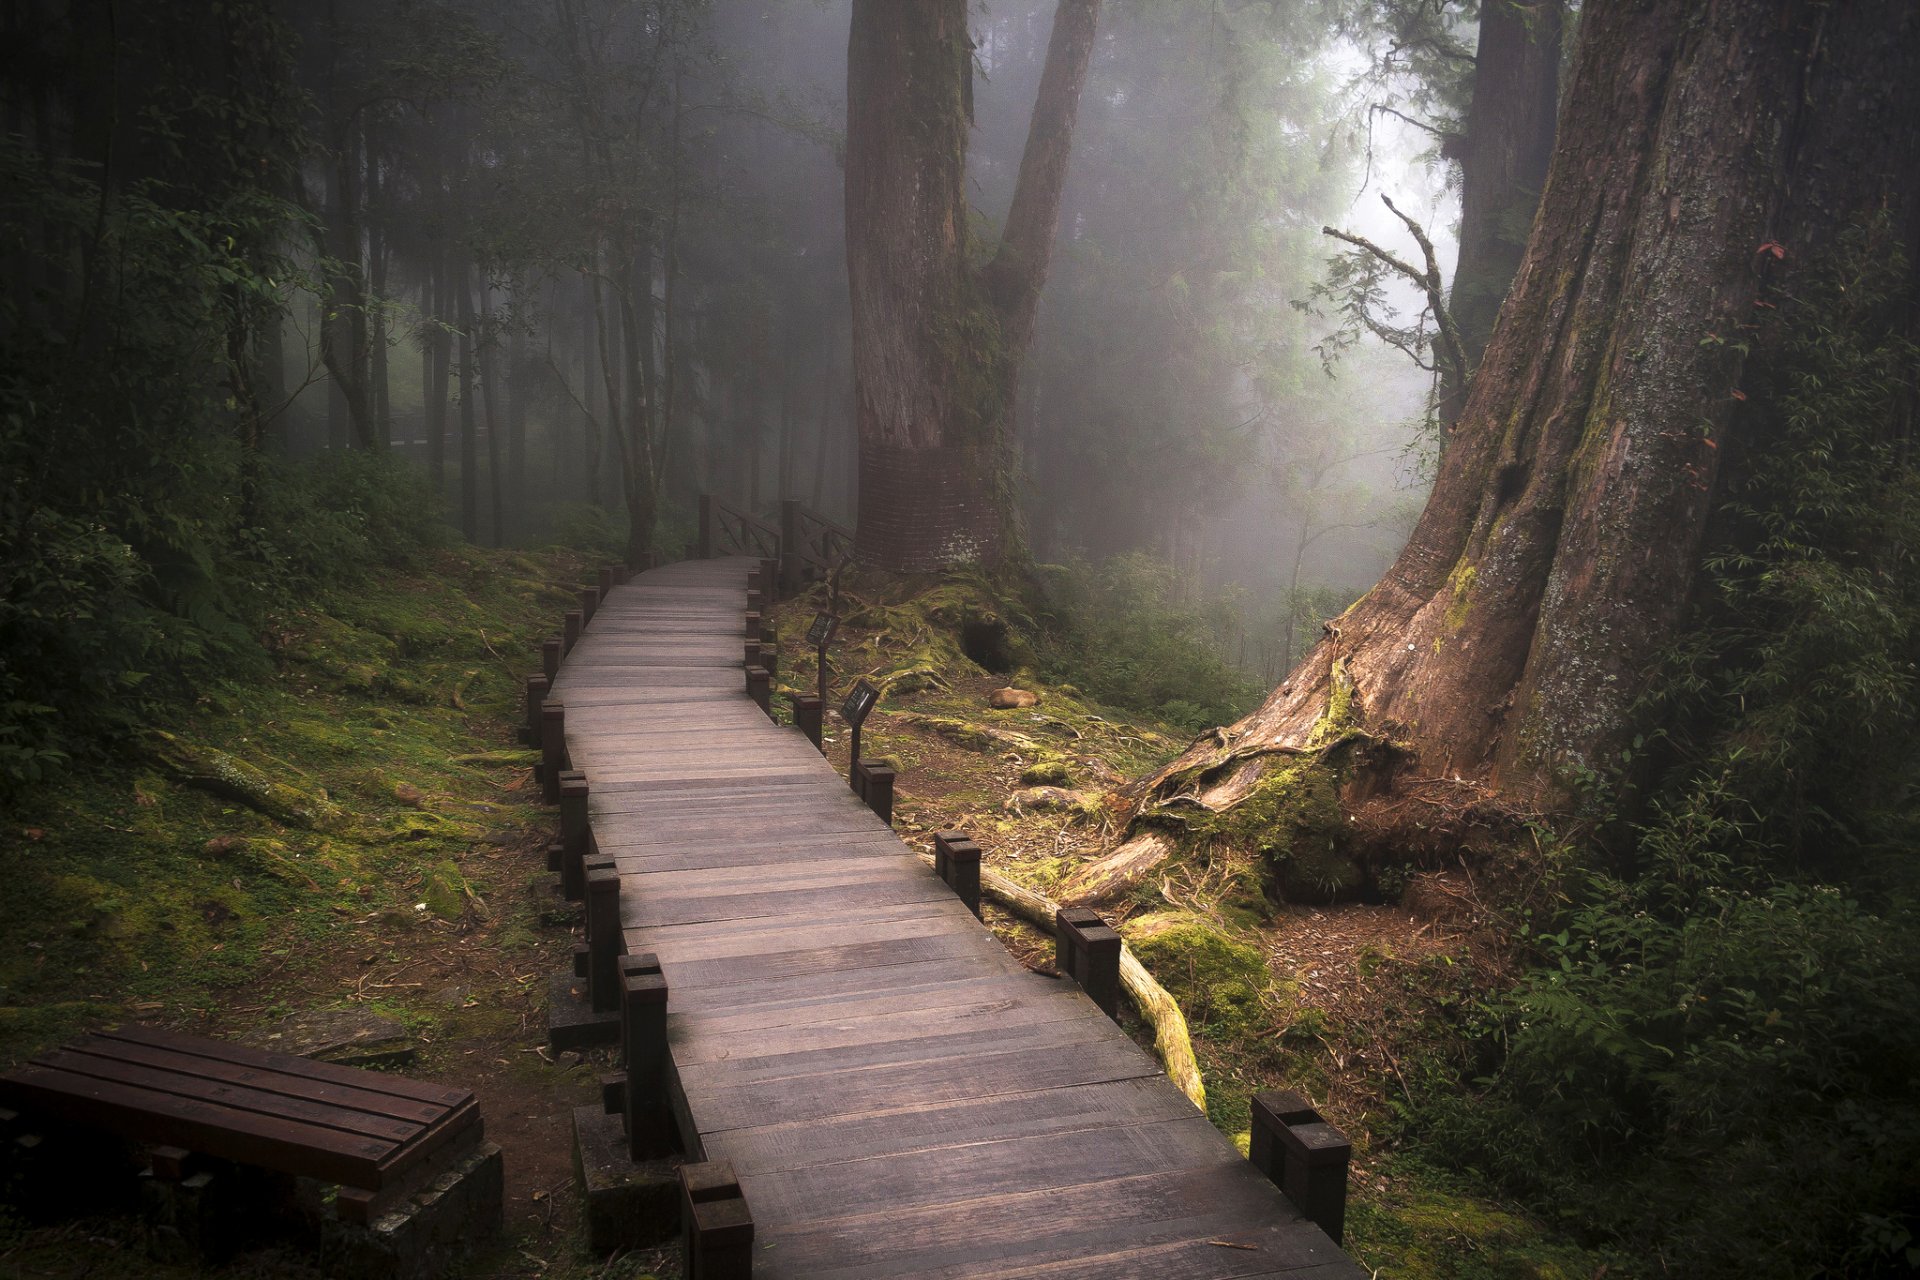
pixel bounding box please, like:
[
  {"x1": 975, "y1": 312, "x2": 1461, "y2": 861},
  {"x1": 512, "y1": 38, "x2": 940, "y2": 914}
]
[{"x1": 917, "y1": 850, "x2": 1206, "y2": 1111}]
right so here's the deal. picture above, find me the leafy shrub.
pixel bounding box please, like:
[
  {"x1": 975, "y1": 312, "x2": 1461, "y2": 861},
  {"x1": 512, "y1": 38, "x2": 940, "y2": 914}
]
[
  {"x1": 1413, "y1": 220, "x2": 1920, "y2": 1278},
  {"x1": 1034, "y1": 553, "x2": 1263, "y2": 731}
]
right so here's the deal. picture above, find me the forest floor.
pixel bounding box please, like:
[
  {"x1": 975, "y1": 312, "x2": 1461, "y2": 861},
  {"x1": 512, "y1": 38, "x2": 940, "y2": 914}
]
[{"x1": 0, "y1": 552, "x2": 1620, "y2": 1280}]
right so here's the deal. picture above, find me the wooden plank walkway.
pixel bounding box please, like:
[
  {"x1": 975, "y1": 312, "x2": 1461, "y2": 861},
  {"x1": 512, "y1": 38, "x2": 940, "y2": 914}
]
[{"x1": 553, "y1": 557, "x2": 1363, "y2": 1279}]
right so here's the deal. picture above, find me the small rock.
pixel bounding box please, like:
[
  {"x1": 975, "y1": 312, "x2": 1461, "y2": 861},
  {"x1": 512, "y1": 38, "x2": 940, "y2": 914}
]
[
  {"x1": 393, "y1": 782, "x2": 426, "y2": 808},
  {"x1": 203, "y1": 834, "x2": 248, "y2": 858},
  {"x1": 989, "y1": 687, "x2": 1040, "y2": 710},
  {"x1": 1004, "y1": 786, "x2": 1097, "y2": 814}
]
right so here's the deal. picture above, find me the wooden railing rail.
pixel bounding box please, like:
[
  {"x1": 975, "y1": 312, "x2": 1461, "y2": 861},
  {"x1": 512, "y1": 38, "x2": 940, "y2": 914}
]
[
  {"x1": 778, "y1": 497, "x2": 853, "y2": 589},
  {"x1": 696, "y1": 494, "x2": 782, "y2": 562}
]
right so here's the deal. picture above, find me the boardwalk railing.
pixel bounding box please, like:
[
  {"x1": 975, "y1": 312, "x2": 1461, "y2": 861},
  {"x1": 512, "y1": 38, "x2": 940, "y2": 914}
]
[
  {"x1": 696, "y1": 494, "x2": 853, "y2": 592},
  {"x1": 696, "y1": 494, "x2": 781, "y2": 562},
  {"x1": 777, "y1": 498, "x2": 853, "y2": 590}
]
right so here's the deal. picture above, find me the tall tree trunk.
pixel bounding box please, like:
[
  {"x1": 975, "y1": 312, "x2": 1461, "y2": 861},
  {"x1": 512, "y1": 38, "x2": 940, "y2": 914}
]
[
  {"x1": 1074, "y1": 0, "x2": 1920, "y2": 902},
  {"x1": 478, "y1": 271, "x2": 504, "y2": 547},
  {"x1": 367, "y1": 144, "x2": 390, "y2": 450},
  {"x1": 457, "y1": 264, "x2": 478, "y2": 542},
  {"x1": 507, "y1": 292, "x2": 528, "y2": 541},
  {"x1": 425, "y1": 255, "x2": 449, "y2": 490},
  {"x1": 1439, "y1": 0, "x2": 1563, "y2": 424},
  {"x1": 845, "y1": 0, "x2": 1101, "y2": 571}
]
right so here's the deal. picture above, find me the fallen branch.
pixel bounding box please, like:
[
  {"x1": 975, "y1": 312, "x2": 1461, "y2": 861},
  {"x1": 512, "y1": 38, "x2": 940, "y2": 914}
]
[{"x1": 917, "y1": 850, "x2": 1206, "y2": 1111}]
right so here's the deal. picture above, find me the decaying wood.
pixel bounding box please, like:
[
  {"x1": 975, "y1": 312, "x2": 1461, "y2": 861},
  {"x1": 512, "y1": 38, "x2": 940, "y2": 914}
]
[
  {"x1": 919, "y1": 849, "x2": 1207, "y2": 1111},
  {"x1": 147, "y1": 730, "x2": 349, "y2": 832}
]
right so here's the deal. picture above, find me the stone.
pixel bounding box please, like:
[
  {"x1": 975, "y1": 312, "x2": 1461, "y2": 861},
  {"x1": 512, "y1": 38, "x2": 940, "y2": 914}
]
[
  {"x1": 250, "y1": 1008, "x2": 416, "y2": 1070},
  {"x1": 319, "y1": 1142, "x2": 503, "y2": 1280},
  {"x1": 1003, "y1": 786, "x2": 1098, "y2": 815},
  {"x1": 989, "y1": 687, "x2": 1040, "y2": 709},
  {"x1": 572, "y1": 1106, "x2": 679, "y2": 1252}
]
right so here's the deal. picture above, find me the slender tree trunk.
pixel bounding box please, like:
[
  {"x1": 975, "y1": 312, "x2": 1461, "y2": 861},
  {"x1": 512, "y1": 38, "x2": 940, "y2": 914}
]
[
  {"x1": 507, "y1": 288, "x2": 528, "y2": 540},
  {"x1": 478, "y1": 270, "x2": 504, "y2": 547},
  {"x1": 1075, "y1": 0, "x2": 1920, "y2": 902},
  {"x1": 845, "y1": 0, "x2": 1101, "y2": 570},
  {"x1": 1439, "y1": 0, "x2": 1563, "y2": 424},
  {"x1": 367, "y1": 146, "x2": 390, "y2": 450},
  {"x1": 457, "y1": 263, "x2": 478, "y2": 542},
  {"x1": 425, "y1": 255, "x2": 449, "y2": 490}
]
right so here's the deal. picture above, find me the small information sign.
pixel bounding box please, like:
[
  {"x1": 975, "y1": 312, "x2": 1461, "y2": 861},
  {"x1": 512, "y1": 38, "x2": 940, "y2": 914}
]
[
  {"x1": 840, "y1": 679, "x2": 879, "y2": 730},
  {"x1": 806, "y1": 612, "x2": 838, "y2": 649}
]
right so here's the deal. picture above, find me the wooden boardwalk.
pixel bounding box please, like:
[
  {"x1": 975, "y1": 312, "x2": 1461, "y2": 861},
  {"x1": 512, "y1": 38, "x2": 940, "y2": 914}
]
[{"x1": 552, "y1": 557, "x2": 1362, "y2": 1279}]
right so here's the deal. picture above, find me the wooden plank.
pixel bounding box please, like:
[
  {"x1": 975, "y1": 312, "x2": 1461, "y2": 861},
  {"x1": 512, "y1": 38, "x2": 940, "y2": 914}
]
[
  {"x1": 669, "y1": 985, "x2": 1101, "y2": 1068},
  {"x1": 675, "y1": 1010, "x2": 1124, "y2": 1094},
  {"x1": 95, "y1": 1026, "x2": 468, "y2": 1106},
  {"x1": 57, "y1": 1036, "x2": 450, "y2": 1124},
  {"x1": 741, "y1": 1163, "x2": 1332, "y2": 1279},
  {"x1": 628, "y1": 878, "x2": 956, "y2": 929},
  {"x1": 683, "y1": 1032, "x2": 1163, "y2": 1132},
  {"x1": 633, "y1": 931, "x2": 1012, "y2": 993},
  {"x1": 33, "y1": 1047, "x2": 427, "y2": 1142},
  {"x1": 702, "y1": 1075, "x2": 1197, "y2": 1175},
  {"x1": 0, "y1": 1066, "x2": 398, "y2": 1188}
]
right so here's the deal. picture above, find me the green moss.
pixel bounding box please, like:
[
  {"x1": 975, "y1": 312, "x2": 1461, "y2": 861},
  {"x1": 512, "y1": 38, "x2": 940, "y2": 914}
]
[
  {"x1": 1122, "y1": 910, "x2": 1275, "y2": 1039},
  {"x1": 1019, "y1": 758, "x2": 1074, "y2": 786},
  {"x1": 1347, "y1": 1159, "x2": 1623, "y2": 1280},
  {"x1": 1194, "y1": 756, "x2": 1357, "y2": 903},
  {"x1": 1442, "y1": 561, "x2": 1478, "y2": 635}
]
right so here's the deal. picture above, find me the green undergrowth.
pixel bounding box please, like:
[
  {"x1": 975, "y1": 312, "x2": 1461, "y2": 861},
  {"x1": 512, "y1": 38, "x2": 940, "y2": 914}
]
[{"x1": 0, "y1": 541, "x2": 587, "y2": 1060}]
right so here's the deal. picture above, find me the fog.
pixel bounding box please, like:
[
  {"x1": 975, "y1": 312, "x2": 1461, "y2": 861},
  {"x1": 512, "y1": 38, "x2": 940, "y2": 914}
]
[{"x1": 260, "y1": 0, "x2": 1472, "y2": 678}]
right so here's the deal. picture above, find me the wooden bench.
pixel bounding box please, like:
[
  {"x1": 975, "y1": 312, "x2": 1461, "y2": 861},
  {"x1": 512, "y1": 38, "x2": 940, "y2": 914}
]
[{"x1": 0, "y1": 1024, "x2": 484, "y2": 1225}]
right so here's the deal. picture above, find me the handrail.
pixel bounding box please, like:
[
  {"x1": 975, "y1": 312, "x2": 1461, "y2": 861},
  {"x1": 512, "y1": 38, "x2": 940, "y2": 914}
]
[
  {"x1": 779, "y1": 497, "x2": 854, "y2": 589},
  {"x1": 696, "y1": 493, "x2": 782, "y2": 562}
]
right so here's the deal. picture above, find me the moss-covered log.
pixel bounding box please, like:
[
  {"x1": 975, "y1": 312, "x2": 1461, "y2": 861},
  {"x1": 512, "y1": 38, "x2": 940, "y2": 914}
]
[
  {"x1": 920, "y1": 850, "x2": 1206, "y2": 1109},
  {"x1": 147, "y1": 730, "x2": 349, "y2": 832}
]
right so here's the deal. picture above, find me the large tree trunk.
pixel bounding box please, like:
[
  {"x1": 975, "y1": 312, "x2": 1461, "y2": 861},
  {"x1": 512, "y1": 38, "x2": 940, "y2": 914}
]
[
  {"x1": 1439, "y1": 0, "x2": 1562, "y2": 423},
  {"x1": 457, "y1": 264, "x2": 478, "y2": 542},
  {"x1": 844, "y1": 0, "x2": 1100, "y2": 571},
  {"x1": 1074, "y1": 0, "x2": 1920, "y2": 903},
  {"x1": 425, "y1": 255, "x2": 450, "y2": 492}
]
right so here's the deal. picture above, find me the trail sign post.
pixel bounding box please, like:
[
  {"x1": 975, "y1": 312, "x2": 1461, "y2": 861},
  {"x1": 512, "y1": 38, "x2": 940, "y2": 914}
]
[
  {"x1": 807, "y1": 612, "x2": 838, "y2": 708},
  {"x1": 840, "y1": 678, "x2": 878, "y2": 766}
]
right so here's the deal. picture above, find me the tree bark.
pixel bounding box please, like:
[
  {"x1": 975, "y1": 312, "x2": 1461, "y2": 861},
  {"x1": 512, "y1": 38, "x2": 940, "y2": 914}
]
[
  {"x1": 1078, "y1": 0, "x2": 1920, "y2": 901},
  {"x1": 1440, "y1": 0, "x2": 1563, "y2": 424},
  {"x1": 845, "y1": 0, "x2": 1101, "y2": 571},
  {"x1": 425, "y1": 254, "x2": 449, "y2": 491}
]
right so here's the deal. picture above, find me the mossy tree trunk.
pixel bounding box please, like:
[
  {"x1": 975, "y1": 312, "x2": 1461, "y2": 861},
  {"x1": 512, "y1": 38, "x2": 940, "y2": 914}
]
[
  {"x1": 1077, "y1": 0, "x2": 1920, "y2": 901},
  {"x1": 844, "y1": 0, "x2": 1101, "y2": 571}
]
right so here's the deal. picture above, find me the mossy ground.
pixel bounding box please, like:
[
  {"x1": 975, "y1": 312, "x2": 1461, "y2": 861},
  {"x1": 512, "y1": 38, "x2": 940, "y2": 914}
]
[
  {"x1": 0, "y1": 544, "x2": 673, "y2": 1279},
  {"x1": 768, "y1": 568, "x2": 1620, "y2": 1280}
]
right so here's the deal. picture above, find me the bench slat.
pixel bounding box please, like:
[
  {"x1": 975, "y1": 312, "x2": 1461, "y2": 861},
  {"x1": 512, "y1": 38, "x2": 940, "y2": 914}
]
[
  {"x1": 0, "y1": 1067, "x2": 399, "y2": 1188},
  {"x1": 34, "y1": 1048, "x2": 424, "y2": 1145},
  {"x1": 63, "y1": 1037, "x2": 449, "y2": 1126},
  {"x1": 95, "y1": 1026, "x2": 468, "y2": 1108}
]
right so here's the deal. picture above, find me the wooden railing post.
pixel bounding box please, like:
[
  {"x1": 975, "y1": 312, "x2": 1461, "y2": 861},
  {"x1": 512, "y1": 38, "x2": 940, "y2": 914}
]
[
  {"x1": 540, "y1": 701, "x2": 567, "y2": 804},
  {"x1": 1249, "y1": 1091, "x2": 1351, "y2": 1246},
  {"x1": 523, "y1": 675, "x2": 549, "y2": 746},
  {"x1": 853, "y1": 760, "x2": 895, "y2": 825},
  {"x1": 743, "y1": 610, "x2": 759, "y2": 639},
  {"x1": 679, "y1": 1161, "x2": 753, "y2": 1280},
  {"x1": 1055, "y1": 907, "x2": 1122, "y2": 1019},
  {"x1": 563, "y1": 608, "x2": 584, "y2": 655},
  {"x1": 579, "y1": 585, "x2": 600, "y2": 627},
  {"x1": 559, "y1": 773, "x2": 590, "y2": 901},
  {"x1": 598, "y1": 566, "x2": 615, "y2": 596},
  {"x1": 621, "y1": 953, "x2": 672, "y2": 1159},
  {"x1": 933, "y1": 830, "x2": 982, "y2": 918},
  {"x1": 790, "y1": 694, "x2": 823, "y2": 750},
  {"x1": 745, "y1": 666, "x2": 771, "y2": 716},
  {"x1": 697, "y1": 494, "x2": 715, "y2": 558},
  {"x1": 543, "y1": 638, "x2": 562, "y2": 684},
  {"x1": 586, "y1": 866, "x2": 623, "y2": 1014}
]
